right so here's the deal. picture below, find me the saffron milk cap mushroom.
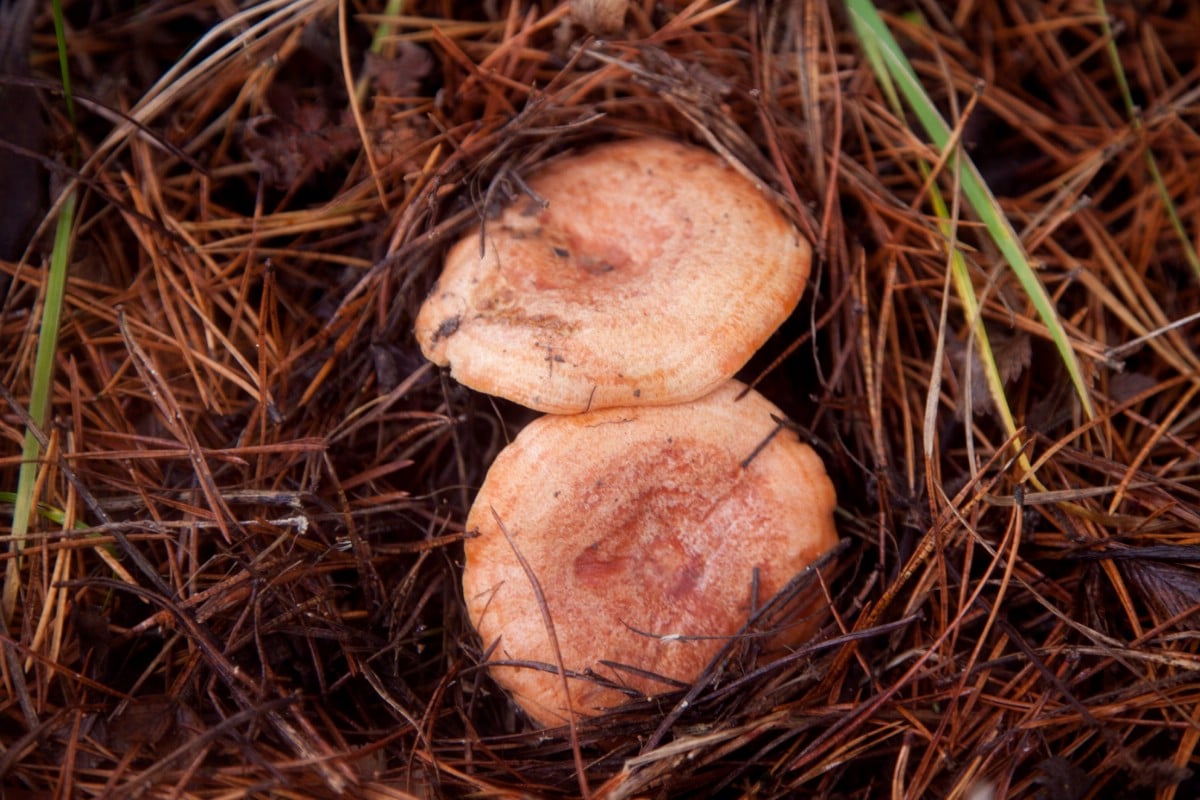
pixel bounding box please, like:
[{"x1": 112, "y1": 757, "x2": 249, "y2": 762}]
[
  {"x1": 415, "y1": 138, "x2": 812, "y2": 413},
  {"x1": 462, "y1": 380, "x2": 838, "y2": 726}
]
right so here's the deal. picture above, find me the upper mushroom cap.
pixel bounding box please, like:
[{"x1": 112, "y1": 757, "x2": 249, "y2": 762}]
[
  {"x1": 415, "y1": 137, "x2": 812, "y2": 414},
  {"x1": 462, "y1": 381, "x2": 838, "y2": 726}
]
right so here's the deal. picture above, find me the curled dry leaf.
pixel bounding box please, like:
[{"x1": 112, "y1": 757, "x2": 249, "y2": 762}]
[
  {"x1": 363, "y1": 42, "x2": 434, "y2": 98},
  {"x1": 1120, "y1": 558, "x2": 1200, "y2": 628},
  {"x1": 103, "y1": 695, "x2": 201, "y2": 755},
  {"x1": 953, "y1": 328, "x2": 1031, "y2": 419}
]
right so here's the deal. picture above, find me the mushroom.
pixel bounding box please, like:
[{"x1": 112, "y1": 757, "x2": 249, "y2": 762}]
[
  {"x1": 462, "y1": 380, "x2": 838, "y2": 726},
  {"x1": 415, "y1": 137, "x2": 812, "y2": 414}
]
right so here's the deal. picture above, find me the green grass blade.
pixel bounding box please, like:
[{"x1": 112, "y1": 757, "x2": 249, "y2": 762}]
[
  {"x1": 855, "y1": 14, "x2": 1028, "y2": 477},
  {"x1": 1094, "y1": 0, "x2": 1200, "y2": 282},
  {"x1": 3, "y1": 192, "x2": 76, "y2": 623},
  {"x1": 354, "y1": 0, "x2": 408, "y2": 106},
  {"x1": 51, "y1": 0, "x2": 76, "y2": 127},
  {"x1": 847, "y1": 0, "x2": 1096, "y2": 422},
  {"x1": 2, "y1": 0, "x2": 79, "y2": 624},
  {"x1": 0, "y1": 492, "x2": 89, "y2": 529}
]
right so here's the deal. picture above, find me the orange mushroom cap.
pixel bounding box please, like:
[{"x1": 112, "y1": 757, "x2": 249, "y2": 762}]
[
  {"x1": 415, "y1": 138, "x2": 812, "y2": 414},
  {"x1": 462, "y1": 381, "x2": 838, "y2": 726}
]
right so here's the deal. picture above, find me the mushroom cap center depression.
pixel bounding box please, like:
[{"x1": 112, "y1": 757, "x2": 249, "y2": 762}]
[
  {"x1": 567, "y1": 438, "x2": 771, "y2": 632},
  {"x1": 468, "y1": 436, "x2": 779, "y2": 715}
]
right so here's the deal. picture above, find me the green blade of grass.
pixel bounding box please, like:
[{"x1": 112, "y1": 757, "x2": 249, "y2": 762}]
[
  {"x1": 52, "y1": 2, "x2": 76, "y2": 128},
  {"x1": 847, "y1": 0, "x2": 1096, "y2": 423},
  {"x1": 2, "y1": 192, "x2": 76, "y2": 624},
  {"x1": 1095, "y1": 0, "x2": 1200, "y2": 283},
  {"x1": 856, "y1": 13, "x2": 1029, "y2": 480},
  {"x1": 2, "y1": 0, "x2": 78, "y2": 624},
  {"x1": 0, "y1": 492, "x2": 89, "y2": 530},
  {"x1": 354, "y1": 0, "x2": 408, "y2": 104}
]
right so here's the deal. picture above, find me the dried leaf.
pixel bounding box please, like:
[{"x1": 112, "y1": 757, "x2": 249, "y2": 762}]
[
  {"x1": 242, "y1": 104, "x2": 357, "y2": 189},
  {"x1": 363, "y1": 44, "x2": 433, "y2": 98},
  {"x1": 1108, "y1": 370, "x2": 1159, "y2": 404},
  {"x1": 1120, "y1": 558, "x2": 1200, "y2": 627},
  {"x1": 99, "y1": 695, "x2": 203, "y2": 761},
  {"x1": 952, "y1": 328, "x2": 1031, "y2": 418}
]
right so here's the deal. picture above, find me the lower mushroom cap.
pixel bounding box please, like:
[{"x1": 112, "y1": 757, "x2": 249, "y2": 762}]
[
  {"x1": 415, "y1": 137, "x2": 811, "y2": 413},
  {"x1": 462, "y1": 381, "x2": 838, "y2": 726}
]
